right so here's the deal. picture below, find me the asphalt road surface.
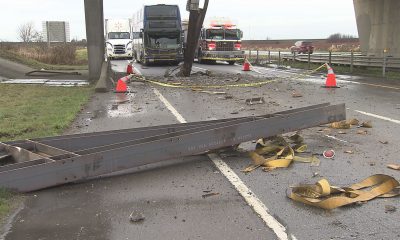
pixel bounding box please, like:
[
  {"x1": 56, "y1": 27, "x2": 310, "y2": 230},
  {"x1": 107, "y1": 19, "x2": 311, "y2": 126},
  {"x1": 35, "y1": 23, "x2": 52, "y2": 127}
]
[{"x1": 3, "y1": 59, "x2": 400, "y2": 240}]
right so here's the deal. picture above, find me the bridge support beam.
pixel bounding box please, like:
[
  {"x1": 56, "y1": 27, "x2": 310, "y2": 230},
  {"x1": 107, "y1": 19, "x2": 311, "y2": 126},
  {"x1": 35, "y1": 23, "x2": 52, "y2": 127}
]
[
  {"x1": 354, "y1": 0, "x2": 400, "y2": 57},
  {"x1": 84, "y1": 0, "x2": 105, "y2": 81}
]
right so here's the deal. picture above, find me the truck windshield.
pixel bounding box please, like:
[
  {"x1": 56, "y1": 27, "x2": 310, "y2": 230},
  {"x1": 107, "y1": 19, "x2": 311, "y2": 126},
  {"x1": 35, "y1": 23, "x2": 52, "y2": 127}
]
[
  {"x1": 225, "y1": 29, "x2": 241, "y2": 40},
  {"x1": 206, "y1": 30, "x2": 224, "y2": 40},
  {"x1": 108, "y1": 32, "x2": 130, "y2": 39},
  {"x1": 146, "y1": 33, "x2": 180, "y2": 49},
  {"x1": 146, "y1": 6, "x2": 178, "y2": 20}
]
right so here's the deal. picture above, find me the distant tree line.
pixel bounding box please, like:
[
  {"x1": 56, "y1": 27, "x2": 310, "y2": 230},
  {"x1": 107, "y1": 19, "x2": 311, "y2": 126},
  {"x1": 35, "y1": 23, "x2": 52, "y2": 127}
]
[{"x1": 327, "y1": 33, "x2": 358, "y2": 42}]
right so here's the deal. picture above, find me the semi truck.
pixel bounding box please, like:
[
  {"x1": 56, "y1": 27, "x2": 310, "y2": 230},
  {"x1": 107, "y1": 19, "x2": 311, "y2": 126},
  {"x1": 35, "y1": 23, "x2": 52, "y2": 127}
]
[
  {"x1": 132, "y1": 4, "x2": 184, "y2": 65},
  {"x1": 105, "y1": 19, "x2": 133, "y2": 60},
  {"x1": 196, "y1": 18, "x2": 245, "y2": 65}
]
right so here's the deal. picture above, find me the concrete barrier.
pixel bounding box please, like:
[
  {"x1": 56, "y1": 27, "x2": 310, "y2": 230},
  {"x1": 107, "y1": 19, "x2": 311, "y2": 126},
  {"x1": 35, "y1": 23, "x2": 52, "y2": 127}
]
[{"x1": 95, "y1": 61, "x2": 109, "y2": 93}]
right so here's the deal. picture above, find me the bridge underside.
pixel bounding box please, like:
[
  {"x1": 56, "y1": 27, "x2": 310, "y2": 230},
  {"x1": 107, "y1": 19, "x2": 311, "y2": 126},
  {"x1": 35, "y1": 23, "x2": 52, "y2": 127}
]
[{"x1": 354, "y1": 0, "x2": 400, "y2": 57}]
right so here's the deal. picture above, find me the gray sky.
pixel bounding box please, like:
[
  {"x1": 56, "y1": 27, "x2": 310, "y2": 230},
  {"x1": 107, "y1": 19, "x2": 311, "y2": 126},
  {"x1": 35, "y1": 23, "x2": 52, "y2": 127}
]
[{"x1": 0, "y1": 0, "x2": 358, "y2": 41}]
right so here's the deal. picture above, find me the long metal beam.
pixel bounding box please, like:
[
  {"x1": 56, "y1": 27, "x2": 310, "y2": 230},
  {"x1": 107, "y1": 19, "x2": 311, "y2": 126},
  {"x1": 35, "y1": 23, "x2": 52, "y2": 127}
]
[{"x1": 0, "y1": 103, "x2": 345, "y2": 192}]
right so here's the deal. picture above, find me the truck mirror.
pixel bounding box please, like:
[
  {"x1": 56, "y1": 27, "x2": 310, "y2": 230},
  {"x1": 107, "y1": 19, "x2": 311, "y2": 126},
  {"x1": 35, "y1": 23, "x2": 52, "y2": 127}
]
[
  {"x1": 240, "y1": 31, "x2": 244, "y2": 39},
  {"x1": 139, "y1": 32, "x2": 143, "y2": 38}
]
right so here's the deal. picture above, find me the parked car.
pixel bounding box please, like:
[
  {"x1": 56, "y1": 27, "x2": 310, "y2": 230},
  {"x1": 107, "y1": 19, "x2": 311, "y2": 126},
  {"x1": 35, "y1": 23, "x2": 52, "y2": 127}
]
[{"x1": 290, "y1": 41, "x2": 314, "y2": 54}]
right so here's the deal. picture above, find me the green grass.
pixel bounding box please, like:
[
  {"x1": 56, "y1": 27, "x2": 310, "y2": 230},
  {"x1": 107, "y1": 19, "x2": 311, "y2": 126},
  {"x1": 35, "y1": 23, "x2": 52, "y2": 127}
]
[
  {"x1": 0, "y1": 188, "x2": 13, "y2": 218},
  {"x1": 75, "y1": 48, "x2": 88, "y2": 63},
  {"x1": 0, "y1": 84, "x2": 93, "y2": 142},
  {"x1": 0, "y1": 84, "x2": 92, "y2": 221},
  {"x1": 0, "y1": 48, "x2": 88, "y2": 71}
]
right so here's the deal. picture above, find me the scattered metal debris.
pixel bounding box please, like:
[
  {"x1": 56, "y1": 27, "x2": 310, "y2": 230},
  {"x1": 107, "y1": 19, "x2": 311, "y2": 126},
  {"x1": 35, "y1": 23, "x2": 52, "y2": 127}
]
[
  {"x1": 25, "y1": 70, "x2": 81, "y2": 76},
  {"x1": 379, "y1": 140, "x2": 389, "y2": 144},
  {"x1": 387, "y1": 164, "x2": 400, "y2": 171},
  {"x1": 129, "y1": 211, "x2": 145, "y2": 223},
  {"x1": 385, "y1": 205, "x2": 397, "y2": 213},
  {"x1": 202, "y1": 192, "x2": 220, "y2": 198},
  {"x1": 360, "y1": 121, "x2": 373, "y2": 128},
  {"x1": 245, "y1": 97, "x2": 265, "y2": 105},
  {"x1": 291, "y1": 91, "x2": 303, "y2": 98},
  {"x1": 344, "y1": 150, "x2": 354, "y2": 154},
  {"x1": 0, "y1": 79, "x2": 89, "y2": 86}
]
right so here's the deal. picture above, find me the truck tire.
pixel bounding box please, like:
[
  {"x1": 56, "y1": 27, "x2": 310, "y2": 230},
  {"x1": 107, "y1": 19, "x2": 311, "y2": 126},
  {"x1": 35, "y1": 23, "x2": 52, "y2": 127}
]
[{"x1": 228, "y1": 61, "x2": 235, "y2": 65}]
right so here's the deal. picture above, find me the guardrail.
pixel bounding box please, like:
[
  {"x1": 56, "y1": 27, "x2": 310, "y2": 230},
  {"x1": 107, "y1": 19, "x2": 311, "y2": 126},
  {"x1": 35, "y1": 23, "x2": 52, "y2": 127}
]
[{"x1": 246, "y1": 50, "x2": 400, "y2": 77}]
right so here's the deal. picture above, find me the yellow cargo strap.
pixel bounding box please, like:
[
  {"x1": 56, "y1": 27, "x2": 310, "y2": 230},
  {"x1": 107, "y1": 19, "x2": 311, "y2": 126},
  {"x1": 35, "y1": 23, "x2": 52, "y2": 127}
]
[
  {"x1": 243, "y1": 144, "x2": 319, "y2": 173},
  {"x1": 129, "y1": 63, "x2": 327, "y2": 89},
  {"x1": 288, "y1": 174, "x2": 400, "y2": 210}
]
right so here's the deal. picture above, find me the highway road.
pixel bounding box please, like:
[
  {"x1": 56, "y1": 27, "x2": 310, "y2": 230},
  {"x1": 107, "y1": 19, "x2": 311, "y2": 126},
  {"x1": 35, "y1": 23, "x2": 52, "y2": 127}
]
[{"x1": 3, "y1": 60, "x2": 400, "y2": 240}]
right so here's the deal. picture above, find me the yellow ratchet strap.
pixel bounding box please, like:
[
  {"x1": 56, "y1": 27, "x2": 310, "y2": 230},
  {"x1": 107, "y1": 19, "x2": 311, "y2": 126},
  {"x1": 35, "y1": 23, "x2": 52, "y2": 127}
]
[{"x1": 288, "y1": 174, "x2": 400, "y2": 210}]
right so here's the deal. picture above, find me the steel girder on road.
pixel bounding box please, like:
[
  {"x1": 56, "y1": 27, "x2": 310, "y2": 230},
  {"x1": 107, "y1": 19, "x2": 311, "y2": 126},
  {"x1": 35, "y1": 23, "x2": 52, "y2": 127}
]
[{"x1": 0, "y1": 103, "x2": 345, "y2": 192}]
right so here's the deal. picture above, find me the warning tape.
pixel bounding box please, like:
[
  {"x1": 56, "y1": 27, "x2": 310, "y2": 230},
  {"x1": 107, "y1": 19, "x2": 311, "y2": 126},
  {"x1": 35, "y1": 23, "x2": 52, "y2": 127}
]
[
  {"x1": 288, "y1": 174, "x2": 400, "y2": 210},
  {"x1": 128, "y1": 63, "x2": 327, "y2": 89}
]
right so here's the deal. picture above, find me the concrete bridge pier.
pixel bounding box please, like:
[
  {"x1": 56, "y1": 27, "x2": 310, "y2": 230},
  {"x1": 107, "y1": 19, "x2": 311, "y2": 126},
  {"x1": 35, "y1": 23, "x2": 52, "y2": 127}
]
[
  {"x1": 354, "y1": 0, "x2": 400, "y2": 57},
  {"x1": 84, "y1": 0, "x2": 105, "y2": 81}
]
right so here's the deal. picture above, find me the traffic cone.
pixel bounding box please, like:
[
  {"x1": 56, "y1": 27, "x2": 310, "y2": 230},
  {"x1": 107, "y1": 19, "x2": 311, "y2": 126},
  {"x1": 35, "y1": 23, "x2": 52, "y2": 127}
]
[
  {"x1": 243, "y1": 59, "x2": 251, "y2": 71},
  {"x1": 323, "y1": 64, "x2": 339, "y2": 88},
  {"x1": 115, "y1": 76, "x2": 129, "y2": 93},
  {"x1": 127, "y1": 63, "x2": 134, "y2": 75}
]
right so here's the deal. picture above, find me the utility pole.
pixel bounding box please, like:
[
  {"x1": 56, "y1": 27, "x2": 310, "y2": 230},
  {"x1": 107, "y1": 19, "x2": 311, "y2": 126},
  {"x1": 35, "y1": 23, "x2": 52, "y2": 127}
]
[{"x1": 181, "y1": 0, "x2": 209, "y2": 77}]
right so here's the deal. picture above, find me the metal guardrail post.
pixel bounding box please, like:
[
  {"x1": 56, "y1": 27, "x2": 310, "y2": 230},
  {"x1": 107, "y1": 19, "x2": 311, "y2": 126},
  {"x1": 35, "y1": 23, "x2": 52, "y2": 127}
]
[
  {"x1": 278, "y1": 51, "x2": 281, "y2": 67},
  {"x1": 268, "y1": 50, "x2": 271, "y2": 65},
  {"x1": 350, "y1": 50, "x2": 354, "y2": 74},
  {"x1": 382, "y1": 50, "x2": 387, "y2": 77},
  {"x1": 307, "y1": 52, "x2": 311, "y2": 70},
  {"x1": 256, "y1": 50, "x2": 259, "y2": 64},
  {"x1": 329, "y1": 51, "x2": 332, "y2": 66},
  {"x1": 249, "y1": 50, "x2": 252, "y2": 62},
  {"x1": 292, "y1": 52, "x2": 295, "y2": 62}
]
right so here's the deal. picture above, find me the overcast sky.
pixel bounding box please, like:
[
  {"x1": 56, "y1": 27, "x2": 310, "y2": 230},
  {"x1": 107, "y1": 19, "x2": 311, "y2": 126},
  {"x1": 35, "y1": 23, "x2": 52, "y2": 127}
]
[{"x1": 0, "y1": 0, "x2": 358, "y2": 41}]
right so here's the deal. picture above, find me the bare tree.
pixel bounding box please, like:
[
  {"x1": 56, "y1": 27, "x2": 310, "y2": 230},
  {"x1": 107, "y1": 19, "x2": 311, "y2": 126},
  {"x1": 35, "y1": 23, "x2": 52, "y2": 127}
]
[
  {"x1": 180, "y1": 0, "x2": 209, "y2": 77},
  {"x1": 18, "y1": 22, "x2": 38, "y2": 43}
]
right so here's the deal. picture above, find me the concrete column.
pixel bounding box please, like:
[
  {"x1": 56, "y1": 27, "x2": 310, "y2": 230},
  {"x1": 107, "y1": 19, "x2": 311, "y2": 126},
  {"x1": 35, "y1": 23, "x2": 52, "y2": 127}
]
[
  {"x1": 354, "y1": 0, "x2": 400, "y2": 57},
  {"x1": 84, "y1": 0, "x2": 105, "y2": 81}
]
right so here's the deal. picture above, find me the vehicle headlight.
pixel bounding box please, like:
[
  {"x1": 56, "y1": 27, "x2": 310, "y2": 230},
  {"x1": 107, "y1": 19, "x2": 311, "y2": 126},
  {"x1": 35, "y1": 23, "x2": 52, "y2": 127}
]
[
  {"x1": 106, "y1": 42, "x2": 113, "y2": 51},
  {"x1": 126, "y1": 42, "x2": 132, "y2": 51}
]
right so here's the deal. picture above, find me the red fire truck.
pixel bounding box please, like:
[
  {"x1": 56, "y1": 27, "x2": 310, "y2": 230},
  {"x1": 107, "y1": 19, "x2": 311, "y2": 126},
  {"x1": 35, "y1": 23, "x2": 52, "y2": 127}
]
[{"x1": 196, "y1": 19, "x2": 244, "y2": 65}]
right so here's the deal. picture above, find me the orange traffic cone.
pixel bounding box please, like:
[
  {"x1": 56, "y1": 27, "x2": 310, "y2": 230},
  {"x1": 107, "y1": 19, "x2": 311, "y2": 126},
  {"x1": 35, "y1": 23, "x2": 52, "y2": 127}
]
[
  {"x1": 323, "y1": 64, "x2": 339, "y2": 88},
  {"x1": 115, "y1": 76, "x2": 129, "y2": 93},
  {"x1": 243, "y1": 59, "x2": 251, "y2": 71},
  {"x1": 127, "y1": 63, "x2": 134, "y2": 75}
]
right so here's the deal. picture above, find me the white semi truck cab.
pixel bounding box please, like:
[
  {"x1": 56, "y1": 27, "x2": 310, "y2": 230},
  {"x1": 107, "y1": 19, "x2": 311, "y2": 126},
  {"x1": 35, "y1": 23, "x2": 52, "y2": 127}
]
[{"x1": 105, "y1": 19, "x2": 133, "y2": 60}]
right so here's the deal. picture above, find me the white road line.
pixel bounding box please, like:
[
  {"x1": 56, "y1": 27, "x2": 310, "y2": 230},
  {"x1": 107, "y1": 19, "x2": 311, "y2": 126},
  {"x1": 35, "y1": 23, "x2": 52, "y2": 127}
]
[
  {"x1": 354, "y1": 110, "x2": 400, "y2": 125},
  {"x1": 152, "y1": 87, "x2": 294, "y2": 240}
]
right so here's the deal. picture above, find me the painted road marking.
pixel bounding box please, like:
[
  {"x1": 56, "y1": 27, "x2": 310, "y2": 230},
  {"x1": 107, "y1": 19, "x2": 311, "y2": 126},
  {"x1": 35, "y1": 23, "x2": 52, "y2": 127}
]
[
  {"x1": 153, "y1": 87, "x2": 295, "y2": 240},
  {"x1": 354, "y1": 110, "x2": 400, "y2": 125}
]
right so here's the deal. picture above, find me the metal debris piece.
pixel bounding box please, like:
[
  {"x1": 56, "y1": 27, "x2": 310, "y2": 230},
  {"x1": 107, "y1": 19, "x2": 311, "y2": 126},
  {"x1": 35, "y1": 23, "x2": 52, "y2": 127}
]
[
  {"x1": 0, "y1": 103, "x2": 346, "y2": 192},
  {"x1": 357, "y1": 130, "x2": 368, "y2": 135},
  {"x1": 129, "y1": 211, "x2": 145, "y2": 223},
  {"x1": 387, "y1": 164, "x2": 400, "y2": 170},
  {"x1": 379, "y1": 140, "x2": 388, "y2": 144},
  {"x1": 385, "y1": 205, "x2": 397, "y2": 213},
  {"x1": 360, "y1": 121, "x2": 373, "y2": 128},
  {"x1": 202, "y1": 192, "x2": 220, "y2": 198},
  {"x1": 344, "y1": 150, "x2": 354, "y2": 154},
  {"x1": 200, "y1": 91, "x2": 226, "y2": 95},
  {"x1": 25, "y1": 70, "x2": 81, "y2": 76},
  {"x1": 245, "y1": 97, "x2": 265, "y2": 105},
  {"x1": 292, "y1": 92, "x2": 303, "y2": 98}
]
